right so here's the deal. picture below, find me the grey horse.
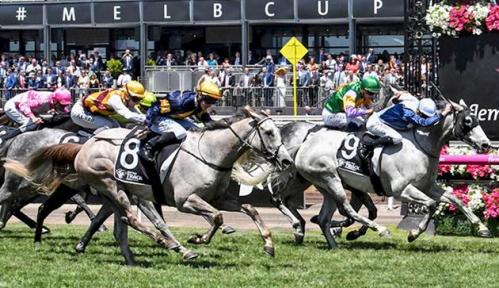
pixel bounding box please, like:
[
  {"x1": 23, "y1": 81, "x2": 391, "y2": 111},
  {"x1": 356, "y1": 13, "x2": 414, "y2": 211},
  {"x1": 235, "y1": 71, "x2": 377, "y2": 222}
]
[
  {"x1": 6, "y1": 108, "x2": 293, "y2": 264},
  {"x1": 236, "y1": 97, "x2": 493, "y2": 248},
  {"x1": 0, "y1": 122, "x2": 99, "y2": 234}
]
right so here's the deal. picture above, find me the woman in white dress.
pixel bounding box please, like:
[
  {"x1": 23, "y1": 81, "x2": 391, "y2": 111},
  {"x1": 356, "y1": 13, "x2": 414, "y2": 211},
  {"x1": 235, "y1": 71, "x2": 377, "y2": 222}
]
[{"x1": 275, "y1": 67, "x2": 287, "y2": 107}]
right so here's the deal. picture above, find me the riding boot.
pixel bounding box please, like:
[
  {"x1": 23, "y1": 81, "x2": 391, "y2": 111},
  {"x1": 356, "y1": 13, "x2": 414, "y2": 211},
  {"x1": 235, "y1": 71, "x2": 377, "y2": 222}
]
[
  {"x1": 140, "y1": 132, "x2": 177, "y2": 163},
  {"x1": 359, "y1": 136, "x2": 394, "y2": 160}
]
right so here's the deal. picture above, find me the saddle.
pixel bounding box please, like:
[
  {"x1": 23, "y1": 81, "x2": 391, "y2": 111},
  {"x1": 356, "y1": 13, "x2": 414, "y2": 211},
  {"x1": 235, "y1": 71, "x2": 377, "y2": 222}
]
[{"x1": 336, "y1": 132, "x2": 387, "y2": 196}]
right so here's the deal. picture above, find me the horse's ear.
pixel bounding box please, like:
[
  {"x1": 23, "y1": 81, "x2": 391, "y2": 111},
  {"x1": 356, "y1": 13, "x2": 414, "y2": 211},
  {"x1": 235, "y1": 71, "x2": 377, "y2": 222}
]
[
  {"x1": 243, "y1": 106, "x2": 261, "y2": 119},
  {"x1": 459, "y1": 99, "x2": 469, "y2": 109},
  {"x1": 390, "y1": 86, "x2": 401, "y2": 96},
  {"x1": 450, "y1": 100, "x2": 464, "y2": 111}
]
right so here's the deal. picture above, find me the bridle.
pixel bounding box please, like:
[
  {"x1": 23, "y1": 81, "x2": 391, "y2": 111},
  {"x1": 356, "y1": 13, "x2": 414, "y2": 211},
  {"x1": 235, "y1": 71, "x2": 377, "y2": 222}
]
[{"x1": 180, "y1": 117, "x2": 284, "y2": 172}]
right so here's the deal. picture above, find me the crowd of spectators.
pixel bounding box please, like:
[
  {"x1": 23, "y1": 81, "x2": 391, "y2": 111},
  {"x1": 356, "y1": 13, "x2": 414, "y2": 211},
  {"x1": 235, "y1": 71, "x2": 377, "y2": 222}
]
[
  {"x1": 0, "y1": 49, "x2": 140, "y2": 100},
  {"x1": 1, "y1": 47, "x2": 407, "y2": 108},
  {"x1": 151, "y1": 48, "x2": 406, "y2": 108}
]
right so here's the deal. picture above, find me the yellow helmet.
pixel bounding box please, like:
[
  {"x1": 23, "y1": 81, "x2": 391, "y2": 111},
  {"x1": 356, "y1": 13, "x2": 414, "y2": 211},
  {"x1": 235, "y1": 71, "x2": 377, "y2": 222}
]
[
  {"x1": 196, "y1": 78, "x2": 222, "y2": 101},
  {"x1": 140, "y1": 91, "x2": 157, "y2": 108},
  {"x1": 124, "y1": 81, "x2": 146, "y2": 99}
]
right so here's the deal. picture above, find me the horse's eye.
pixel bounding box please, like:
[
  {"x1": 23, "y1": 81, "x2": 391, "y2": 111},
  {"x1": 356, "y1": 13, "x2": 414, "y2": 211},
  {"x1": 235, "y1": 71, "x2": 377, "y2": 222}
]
[
  {"x1": 465, "y1": 116, "x2": 473, "y2": 127},
  {"x1": 265, "y1": 130, "x2": 274, "y2": 137}
]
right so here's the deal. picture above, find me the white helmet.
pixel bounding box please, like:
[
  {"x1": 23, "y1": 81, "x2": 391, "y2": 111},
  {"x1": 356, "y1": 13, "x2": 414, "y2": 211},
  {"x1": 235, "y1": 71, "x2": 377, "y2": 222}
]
[{"x1": 418, "y1": 98, "x2": 437, "y2": 117}]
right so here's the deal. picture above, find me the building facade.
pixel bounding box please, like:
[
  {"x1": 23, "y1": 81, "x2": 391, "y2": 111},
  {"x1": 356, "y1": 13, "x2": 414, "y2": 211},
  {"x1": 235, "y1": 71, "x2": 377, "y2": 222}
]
[{"x1": 0, "y1": 0, "x2": 405, "y2": 78}]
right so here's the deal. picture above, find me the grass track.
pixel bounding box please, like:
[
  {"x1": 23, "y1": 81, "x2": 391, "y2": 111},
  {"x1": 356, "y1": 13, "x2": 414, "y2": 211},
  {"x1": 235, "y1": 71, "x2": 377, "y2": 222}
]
[{"x1": 0, "y1": 225, "x2": 497, "y2": 288}]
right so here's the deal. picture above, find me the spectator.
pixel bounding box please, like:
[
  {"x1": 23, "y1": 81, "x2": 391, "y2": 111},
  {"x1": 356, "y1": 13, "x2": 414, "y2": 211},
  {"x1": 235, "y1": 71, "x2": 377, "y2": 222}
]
[
  {"x1": 233, "y1": 51, "x2": 241, "y2": 66},
  {"x1": 5, "y1": 69, "x2": 17, "y2": 100},
  {"x1": 275, "y1": 67, "x2": 287, "y2": 108},
  {"x1": 102, "y1": 70, "x2": 114, "y2": 88},
  {"x1": 55, "y1": 71, "x2": 66, "y2": 88},
  {"x1": 26, "y1": 58, "x2": 41, "y2": 74},
  {"x1": 197, "y1": 57, "x2": 209, "y2": 70},
  {"x1": 185, "y1": 53, "x2": 197, "y2": 67},
  {"x1": 165, "y1": 53, "x2": 177, "y2": 67},
  {"x1": 116, "y1": 69, "x2": 132, "y2": 87},
  {"x1": 263, "y1": 65, "x2": 274, "y2": 106},
  {"x1": 122, "y1": 49, "x2": 134, "y2": 75},
  {"x1": 77, "y1": 70, "x2": 90, "y2": 97},
  {"x1": 297, "y1": 64, "x2": 310, "y2": 106},
  {"x1": 46, "y1": 67, "x2": 57, "y2": 89},
  {"x1": 325, "y1": 54, "x2": 337, "y2": 71},
  {"x1": 18, "y1": 71, "x2": 26, "y2": 89},
  {"x1": 366, "y1": 48, "x2": 376, "y2": 64},
  {"x1": 207, "y1": 53, "x2": 218, "y2": 68},
  {"x1": 345, "y1": 55, "x2": 360, "y2": 74},
  {"x1": 248, "y1": 50, "x2": 256, "y2": 65},
  {"x1": 89, "y1": 73, "x2": 100, "y2": 89},
  {"x1": 27, "y1": 72, "x2": 37, "y2": 89},
  {"x1": 316, "y1": 48, "x2": 326, "y2": 64}
]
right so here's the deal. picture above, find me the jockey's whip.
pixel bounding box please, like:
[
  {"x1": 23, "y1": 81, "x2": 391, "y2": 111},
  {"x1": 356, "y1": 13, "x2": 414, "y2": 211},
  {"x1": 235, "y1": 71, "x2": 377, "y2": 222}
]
[{"x1": 430, "y1": 81, "x2": 451, "y2": 104}]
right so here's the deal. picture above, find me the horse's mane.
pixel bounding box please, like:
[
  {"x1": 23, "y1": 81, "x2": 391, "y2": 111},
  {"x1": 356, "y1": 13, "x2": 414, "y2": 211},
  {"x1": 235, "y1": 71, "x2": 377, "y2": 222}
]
[{"x1": 191, "y1": 113, "x2": 248, "y2": 132}]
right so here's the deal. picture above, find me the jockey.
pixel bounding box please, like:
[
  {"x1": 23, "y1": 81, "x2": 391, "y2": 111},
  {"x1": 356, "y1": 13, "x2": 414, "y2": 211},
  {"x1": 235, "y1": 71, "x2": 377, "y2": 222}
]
[
  {"x1": 139, "y1": 78, "x2": 222, "y2": 162},
  {"x1": 71, "y1": 80, "x2": 146, "y2": 131},
  {"x1": 322, "y1": 77, "x2": 381, "y2": 131},
  {"x1": 4, "y1": 88, "x2": 72, "y2": 132},
  {"x1": 366, "y1": 96, "x2": 452, "y2": 146}
]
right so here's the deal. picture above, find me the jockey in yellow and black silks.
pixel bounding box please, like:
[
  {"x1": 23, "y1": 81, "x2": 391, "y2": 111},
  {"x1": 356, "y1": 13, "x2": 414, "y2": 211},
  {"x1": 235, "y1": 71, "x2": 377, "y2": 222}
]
[{"x1": 70, "y1": 80, "x2": 147, "y2": 130}]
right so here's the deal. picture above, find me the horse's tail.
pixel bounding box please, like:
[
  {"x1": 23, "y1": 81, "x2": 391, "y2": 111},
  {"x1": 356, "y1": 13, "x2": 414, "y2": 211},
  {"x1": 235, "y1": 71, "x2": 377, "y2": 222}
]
[{"x1": 4, "y1": 143, "x2": 82, "y2": 194}]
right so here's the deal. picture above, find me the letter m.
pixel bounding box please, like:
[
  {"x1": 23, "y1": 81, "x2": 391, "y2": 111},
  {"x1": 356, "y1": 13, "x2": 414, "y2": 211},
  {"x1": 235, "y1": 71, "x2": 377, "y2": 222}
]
[{"x1": 63, "y1": 7, "x2": 76, "y2": 22}]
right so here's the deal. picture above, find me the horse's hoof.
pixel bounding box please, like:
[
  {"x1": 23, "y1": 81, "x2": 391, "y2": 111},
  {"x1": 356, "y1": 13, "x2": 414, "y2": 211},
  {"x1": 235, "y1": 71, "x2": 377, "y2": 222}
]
[
  {"x1": 164, "y1": 240, "x2": 181, "y2": 250},
  {"x1": 310, "y1": 215, "x2": 320, "y2": 225},
  {"x1": 221, "y1": 226, "x2": 236, "y2": 235},
  {"x1": 183, "y1": 251, "x2": 199, "y2": 261},
  {"x1": 331, "y1": 227, "x2": 343, "y2": 238},
  {"x1": 98, "y1": 225, "x2": 108, "y2": 233},
  {"x1": 125, "y1": 259, "x2": 136, "y2": 266},
  {"x1": 41, "y1": 226, "x2": 51, "y2": 234},
  {"x1": 75, "y1": 242, "x2": 86, "y2": 253},
  {"x1": 378, "y1": 228, "x2": 391, "y2": 238},
  {"x1": 187, "y1": 234, "x2": 204, "y2": 245},
  {"x1": 478, "y1": 229, "x2": 492, "y2": 238},
  {"x1": 346, "y1": 231, "x2": 361, "y2": 241},
  {"x1": 294, "y1": 233, "x2": 304, "y2": 244},
  {"x1": 264, "y1": 246, "x2": 275, "y2": 257},
  {"x1": 64, "y1": 212, "x2": 73, "y2": 224},
  {"x1": 407, "y1": 232, "x2": 418, "y2": 243}
]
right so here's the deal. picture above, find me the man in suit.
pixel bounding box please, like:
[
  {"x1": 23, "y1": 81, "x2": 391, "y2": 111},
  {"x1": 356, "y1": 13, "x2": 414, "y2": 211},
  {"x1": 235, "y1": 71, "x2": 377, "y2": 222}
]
[
  {"x1": 122, "y1": 49, "x2": 134, "y2": 75},
  {"x1": 366, "y1": 48, "x2": 376, "y2": 64},
  {"x1": 298, "y1": 64, "x2": 311, "y2": 106}
]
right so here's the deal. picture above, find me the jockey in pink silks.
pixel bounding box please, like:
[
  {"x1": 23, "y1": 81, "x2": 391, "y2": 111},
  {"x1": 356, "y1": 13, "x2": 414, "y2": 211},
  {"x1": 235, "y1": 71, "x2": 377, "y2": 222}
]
[{"x1": 4, "y1": 88, "x2": 73, "y2": 132}]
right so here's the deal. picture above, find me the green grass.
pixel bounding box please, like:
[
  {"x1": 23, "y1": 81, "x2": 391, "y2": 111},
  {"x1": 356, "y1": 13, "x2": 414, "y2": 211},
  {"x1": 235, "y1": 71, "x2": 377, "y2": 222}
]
[{"x1": 0, "y1": 225, "x2": 498, "y2": 288}]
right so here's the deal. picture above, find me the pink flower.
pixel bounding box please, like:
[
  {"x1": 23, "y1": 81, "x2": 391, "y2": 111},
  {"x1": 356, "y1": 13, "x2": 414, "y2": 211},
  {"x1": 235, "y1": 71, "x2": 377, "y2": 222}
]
[
  {"x1": 449, "y1": 5, "x2": 474, "y2": 32},
  {"x1": 483, "y1": 188, "x2": 499, "y2": 220},
  {"x1": 447, "y1": 184, "x2": 470, "y2": 213},
  {"x1": 486, "y1": 4, "x2": 499, "y2": 31},
  {"x1": 466, "y1": 165, "x2": 493, "y2": 180}
]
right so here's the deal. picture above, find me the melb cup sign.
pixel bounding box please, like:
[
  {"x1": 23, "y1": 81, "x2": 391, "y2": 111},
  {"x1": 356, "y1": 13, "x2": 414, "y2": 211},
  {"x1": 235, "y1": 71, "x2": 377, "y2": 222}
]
[{"x1": 439, "y1": 33, "x2": 499, "y2": 140}]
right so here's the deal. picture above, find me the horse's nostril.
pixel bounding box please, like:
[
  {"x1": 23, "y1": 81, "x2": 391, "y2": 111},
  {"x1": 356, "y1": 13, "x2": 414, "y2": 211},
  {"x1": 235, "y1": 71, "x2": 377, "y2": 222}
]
[{"x1": 482, "y1": 143, "x2": 491, "y2": 150}]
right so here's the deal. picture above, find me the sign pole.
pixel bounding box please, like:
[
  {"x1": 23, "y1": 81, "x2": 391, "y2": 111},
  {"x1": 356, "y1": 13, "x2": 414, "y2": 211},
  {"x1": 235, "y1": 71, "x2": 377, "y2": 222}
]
[{"x1": 293, "y1": 62, "x2": 297, "y2": 117}]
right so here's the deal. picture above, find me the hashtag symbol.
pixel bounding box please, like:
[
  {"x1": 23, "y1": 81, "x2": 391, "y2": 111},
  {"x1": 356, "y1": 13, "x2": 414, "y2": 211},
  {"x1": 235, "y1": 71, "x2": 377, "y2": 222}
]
[{"x1": 16, "y1": 7, "x2": 27, "y2": 21}]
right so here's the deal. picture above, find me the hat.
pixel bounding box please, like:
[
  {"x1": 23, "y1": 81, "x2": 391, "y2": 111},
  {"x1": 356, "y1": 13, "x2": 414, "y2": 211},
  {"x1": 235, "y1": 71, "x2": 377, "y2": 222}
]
[
  {"x1": 266, "y1": 55, "x2": 272, "y2": 60},
  {"x1": 275, "y1": 67, "x2": 287, "y2": 76}
]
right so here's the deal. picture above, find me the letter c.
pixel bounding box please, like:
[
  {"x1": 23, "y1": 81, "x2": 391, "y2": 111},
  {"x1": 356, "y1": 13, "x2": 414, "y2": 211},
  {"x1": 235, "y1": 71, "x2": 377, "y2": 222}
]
[{"x1": 265, "y1": 2, "x2": 275, "y2": 17}]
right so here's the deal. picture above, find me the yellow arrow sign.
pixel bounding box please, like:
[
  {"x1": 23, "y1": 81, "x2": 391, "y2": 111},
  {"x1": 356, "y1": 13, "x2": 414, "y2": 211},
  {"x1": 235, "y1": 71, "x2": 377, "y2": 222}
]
[
  {"x1": 279, "y1": 37, "x2": 308, "y2": 116},
  {"x1": 280, "y1": 37, "x2": 308, "y2": 66}
]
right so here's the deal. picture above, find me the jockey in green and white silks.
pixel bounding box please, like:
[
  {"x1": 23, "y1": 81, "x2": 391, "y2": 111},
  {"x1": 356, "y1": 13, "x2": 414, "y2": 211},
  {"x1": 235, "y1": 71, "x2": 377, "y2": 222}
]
[{"x1": 322, "y1": 77, "x2": 380, "y2": 130}]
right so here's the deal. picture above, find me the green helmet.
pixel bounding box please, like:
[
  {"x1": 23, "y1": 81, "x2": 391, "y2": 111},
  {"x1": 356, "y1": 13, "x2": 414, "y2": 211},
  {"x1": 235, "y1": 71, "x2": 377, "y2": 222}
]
[
  {"x1": 139, "y1": 91, "x2": 157, "y2": 108},
  {"x1": 361, "y1": 77, "x2": 381, "y2": 94}
]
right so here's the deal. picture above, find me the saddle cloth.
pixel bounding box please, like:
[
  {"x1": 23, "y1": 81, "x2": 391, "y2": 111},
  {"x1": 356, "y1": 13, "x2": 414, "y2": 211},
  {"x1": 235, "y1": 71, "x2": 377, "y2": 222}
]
[
  {"x1": 336, "y1": 132, "x2": 386, "y2": 196},
  {"x1": 59, "y1": 132, "x2": 89, "y2": 145},
  {"x1": 114, "y1": 127, "x2": 180, "y2": 186}
]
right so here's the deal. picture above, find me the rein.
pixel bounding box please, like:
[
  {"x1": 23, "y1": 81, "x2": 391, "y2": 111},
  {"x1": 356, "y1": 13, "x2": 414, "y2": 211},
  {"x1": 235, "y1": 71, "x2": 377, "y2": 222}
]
[{"x1": 179, "y1": 117, "x2": 281, "y2": 172}]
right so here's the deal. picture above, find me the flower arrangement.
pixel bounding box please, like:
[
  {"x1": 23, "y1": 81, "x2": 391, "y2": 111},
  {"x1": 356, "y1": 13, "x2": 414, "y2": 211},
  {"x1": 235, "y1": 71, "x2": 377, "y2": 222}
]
[
  {"x1": 426, "y1": 1, "x2": 498, "y2": 36},
  {"x1": 436, "y1": 144, "x2": 498, "y2": 236}
]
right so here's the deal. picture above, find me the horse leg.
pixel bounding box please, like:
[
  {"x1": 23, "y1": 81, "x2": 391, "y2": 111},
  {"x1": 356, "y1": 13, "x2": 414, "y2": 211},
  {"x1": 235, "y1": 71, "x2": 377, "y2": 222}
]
[
  {"x1": 69, "y1": 193, "x2": 107, "y2": 232},
  {"x1": 137, "y1": 199, "x2": 195, "y2": 257},
  {"x1": 111, "y1": 205, "x2": 135, "y2": 265},
  {"x1": 215, "y1": 199, "x2": 275, "y2": 256},
  {"x1": 427, "y1": 184, "x2": 491, "y2": 238},
  {"x1": 201, "y1": 215, "x2": 236, "y2": 235},
  {"x1": 112, "y1": 188, "x2": 196, "y2": 260},
  {"x1": 396, "y1": 184, "x2": 437, "y2": 242},
  {"x1": 315, "y1": 191, "x2": 338, "y2": 249},
  {"x1": 345, "y1": 191, "x2": 378, "y2": 241},
  {"x1": 270, "y1": 195, "x2": 305, "y2": 244},
  {"x1": 35, "y1": 185, "x2": 79, "y2": 246},
  {"x1": 178, "y1": 193, "x2": 223, "y2": 245},
  {"x1": 75, "y1": 201, "x2": 113, "y2": 253}
]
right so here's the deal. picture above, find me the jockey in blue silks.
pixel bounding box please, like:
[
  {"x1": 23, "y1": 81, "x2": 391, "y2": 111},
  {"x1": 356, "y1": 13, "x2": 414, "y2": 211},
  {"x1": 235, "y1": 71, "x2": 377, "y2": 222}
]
[
  {"x1": 139, "y1": 78, "x2": 222, "y2": 162},
  {"x1": 366, "y1": 93, "x2": 452, "y2": 146}
]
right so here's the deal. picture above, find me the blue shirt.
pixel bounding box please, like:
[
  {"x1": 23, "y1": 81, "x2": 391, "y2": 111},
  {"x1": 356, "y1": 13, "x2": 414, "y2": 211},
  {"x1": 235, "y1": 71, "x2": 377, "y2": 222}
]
[
  {"x1": 379, "y1": 103, "x2": 442, "y2": 130},
  {"x1": 146, "y1": 90, "x2": 212, "y2": 127}
]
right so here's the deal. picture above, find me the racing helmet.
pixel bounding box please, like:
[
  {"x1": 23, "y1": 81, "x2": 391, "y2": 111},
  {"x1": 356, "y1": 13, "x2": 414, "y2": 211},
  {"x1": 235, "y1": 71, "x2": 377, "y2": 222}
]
[
  {"x1": 361, "y1": 77, "x2": 381, "y2": 94},
  {"x1": 196, "y1": 78, "x2": 222, "y2": 102},
  {"x1": 124, "y1": 81, "x2": 146, "y2": 99},
  {"x1": 51, "y1": 88, "x2": 72, "y2": 106},
  {"x1": 418, "y1": 98, "x2": 437, "y2": 117}
]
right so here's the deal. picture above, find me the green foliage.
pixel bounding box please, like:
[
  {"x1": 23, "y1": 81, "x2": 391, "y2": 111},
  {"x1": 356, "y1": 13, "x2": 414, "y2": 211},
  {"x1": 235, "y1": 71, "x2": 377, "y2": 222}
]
[
  {"x1": 0, "y1": 225, "x2": 498, "y2": 287},
  {"x1": 146, "y1": 58, "x2": 156, "y2": 66},
  {"x1": 106, "y1": 58, "x2": 123, "y2": 79},
  {"x1": 435, "y1": 214, "x2": 499, "y2": 237}
]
